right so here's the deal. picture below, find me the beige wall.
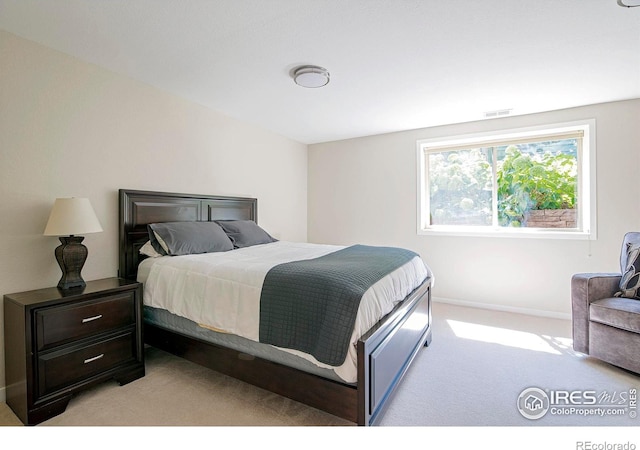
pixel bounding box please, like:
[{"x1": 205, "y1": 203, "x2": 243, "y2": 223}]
[
  {"x1": 0, "y1": 31, "x2": 308, "y2": 398},
  {"x1": 309, "y1": 99, "x2": 640, "y2": 318}
]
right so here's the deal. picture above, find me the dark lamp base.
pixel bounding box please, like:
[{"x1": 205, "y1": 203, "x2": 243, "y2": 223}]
[{"x1": 54, "y1": 236, "x2": 88, "y2": 290}]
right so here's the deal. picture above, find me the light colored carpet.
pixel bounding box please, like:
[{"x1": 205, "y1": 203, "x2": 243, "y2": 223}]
[
  {"x1": 2, "y1": 302, "x2": 639, "y2": 436},
  {"x1": 379, "y1": 302, "x2": 640, "y2": 427}
]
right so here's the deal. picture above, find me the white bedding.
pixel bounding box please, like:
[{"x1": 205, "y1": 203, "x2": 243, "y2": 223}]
[{"x1": 138, "y1": 241, "x2": 431, "y2": 383}]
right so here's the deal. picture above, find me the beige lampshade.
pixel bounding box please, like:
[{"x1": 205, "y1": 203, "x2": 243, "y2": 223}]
[{"x1": 43, "y1": 197, "x2": 103, "y2": 236}]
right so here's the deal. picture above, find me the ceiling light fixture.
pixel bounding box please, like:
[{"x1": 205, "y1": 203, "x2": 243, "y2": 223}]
[
  {"x1": 617, "y1": 0, "x2": 640, "y2": 7},
  {"x1": 292, "y1": 65, "x2": 330, "y2": 88}
]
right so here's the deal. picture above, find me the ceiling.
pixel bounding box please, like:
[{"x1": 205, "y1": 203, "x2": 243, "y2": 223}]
[{"x1": 1, "y1": 0, "x2": 639, "y2": 144}]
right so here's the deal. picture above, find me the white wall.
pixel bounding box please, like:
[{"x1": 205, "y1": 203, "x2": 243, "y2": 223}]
[
  {"x1": 0, "y1": 31, "x2": 308, "y2": 398},
  {"x1": 309, "y1": 99, "x2": 640, "y2": 318}
]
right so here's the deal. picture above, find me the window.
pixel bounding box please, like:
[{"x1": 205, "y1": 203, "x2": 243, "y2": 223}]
[{"x1": 417, "y1": 120, "x2": 596, "y2": 239}]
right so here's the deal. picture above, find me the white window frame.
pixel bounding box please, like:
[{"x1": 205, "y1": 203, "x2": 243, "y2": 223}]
[{"x1": 416, "y1": 119, "x2": 597, "y2": 240}]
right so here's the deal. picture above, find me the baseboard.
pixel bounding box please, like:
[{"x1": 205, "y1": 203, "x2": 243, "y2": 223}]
[{"x1": 433, "y1": 296, "x2": 571, "y2": 321}]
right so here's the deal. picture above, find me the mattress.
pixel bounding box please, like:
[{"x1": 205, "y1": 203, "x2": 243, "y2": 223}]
[{"x1": 137, "y1": 241, "x2": 431, "y2": 383}]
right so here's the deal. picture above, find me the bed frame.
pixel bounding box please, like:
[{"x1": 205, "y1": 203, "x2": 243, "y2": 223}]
[{"x1": 118, "y1": 188, "x2": 432, "y2": 426}]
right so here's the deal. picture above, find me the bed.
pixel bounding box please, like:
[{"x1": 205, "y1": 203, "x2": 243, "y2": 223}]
[{"x1": 118, "y1": 189, "x2": 433, "y2": 426}]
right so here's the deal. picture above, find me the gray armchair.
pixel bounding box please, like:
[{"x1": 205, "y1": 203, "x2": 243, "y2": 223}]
[{"x1": 571, "y1": 232, "x2": 640, "y2": 374}]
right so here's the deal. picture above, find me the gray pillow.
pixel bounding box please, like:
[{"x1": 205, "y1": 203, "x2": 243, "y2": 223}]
[
  {"x1": 147, "y1": 221, "x2": 233, "y2": 256},
  {"x1": 615, "y1": 243, "x2": 640, "y2": 299},
  {"x1": 216, "y1": 220, "x2": 277, "y2": 248}
]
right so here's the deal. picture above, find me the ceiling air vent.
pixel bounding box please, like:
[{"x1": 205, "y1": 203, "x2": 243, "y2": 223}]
[{"x1": 483, "y1": 109, "x2": 513, "y2": 119}]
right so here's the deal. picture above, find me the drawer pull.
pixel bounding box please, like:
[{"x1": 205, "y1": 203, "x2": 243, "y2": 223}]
[
  {"x1": 82, "y1": 314, "x2": 103, "y2": 323},
  {"x1": 84, "y1": 354, "x2": 104, "y2": 364}
]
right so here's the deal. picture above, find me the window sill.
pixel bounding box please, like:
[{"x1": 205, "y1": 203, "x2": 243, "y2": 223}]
[{"x1": 418, "y1": 226, "x2": 594, "y2": 240}]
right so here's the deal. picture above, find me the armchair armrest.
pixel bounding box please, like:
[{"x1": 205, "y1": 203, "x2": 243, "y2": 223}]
[{"x1": 571, "y1": 273, "x2": 621, "y2": 354}]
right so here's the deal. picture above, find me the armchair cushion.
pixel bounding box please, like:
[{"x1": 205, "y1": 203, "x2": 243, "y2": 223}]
[{"x1": 590, "y1": 297, "x2": 640, "y2": 334}]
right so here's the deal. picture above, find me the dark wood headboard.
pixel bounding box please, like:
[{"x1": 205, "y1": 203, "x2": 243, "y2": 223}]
[{"x1": 118, "y1": 189, "x2": 257, "y2": 280}]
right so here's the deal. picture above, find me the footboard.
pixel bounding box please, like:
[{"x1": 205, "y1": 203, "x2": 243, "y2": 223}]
[{"x1": 357, "y1": 280, "x2": 431, "y2": 426}]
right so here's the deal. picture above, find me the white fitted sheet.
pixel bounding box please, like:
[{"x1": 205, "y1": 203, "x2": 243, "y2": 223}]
[{"x1": 138, "y1": 241, "x2": 430, "y2": 382}]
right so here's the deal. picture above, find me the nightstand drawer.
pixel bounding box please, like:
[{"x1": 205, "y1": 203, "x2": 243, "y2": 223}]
[
  {"x1": 36, "y1": 292, "x2": 136, "y2": 351},
  {"x1": 37, "y1": 331, "x2": 136, "y2": 398}
]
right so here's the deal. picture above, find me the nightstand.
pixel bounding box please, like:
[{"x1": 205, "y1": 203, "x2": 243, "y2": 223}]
[{"x1": 3, "y1": 277, "x2": 144, "y2": 425}]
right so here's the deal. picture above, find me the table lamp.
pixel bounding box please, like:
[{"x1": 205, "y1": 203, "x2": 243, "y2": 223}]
[{"x1": 43, "y1": 197, "x2": 103, "y2": 290}]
